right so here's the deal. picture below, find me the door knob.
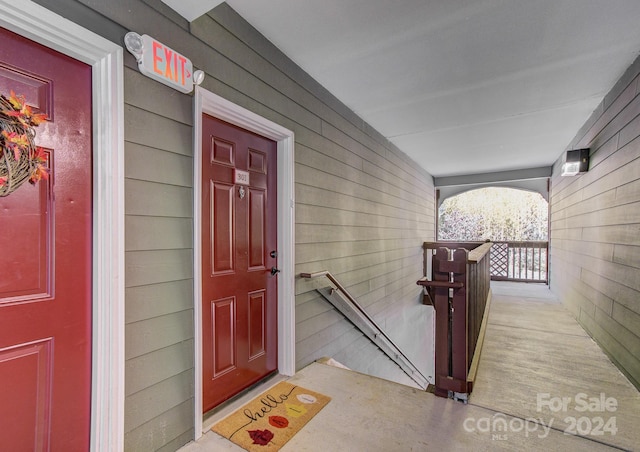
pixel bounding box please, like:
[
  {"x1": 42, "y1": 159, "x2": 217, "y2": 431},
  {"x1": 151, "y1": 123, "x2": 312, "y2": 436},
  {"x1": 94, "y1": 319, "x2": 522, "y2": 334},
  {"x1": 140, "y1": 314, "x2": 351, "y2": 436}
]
[{"x1": 270, "y1": 267, "x2": 281, "y2": 276}]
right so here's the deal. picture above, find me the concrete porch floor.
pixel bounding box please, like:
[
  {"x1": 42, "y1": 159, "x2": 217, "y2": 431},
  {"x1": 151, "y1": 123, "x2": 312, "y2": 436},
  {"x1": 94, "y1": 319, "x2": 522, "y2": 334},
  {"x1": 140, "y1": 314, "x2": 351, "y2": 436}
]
[{"x1": 181, "y1": 282, "x2": 640, "y2": 451}]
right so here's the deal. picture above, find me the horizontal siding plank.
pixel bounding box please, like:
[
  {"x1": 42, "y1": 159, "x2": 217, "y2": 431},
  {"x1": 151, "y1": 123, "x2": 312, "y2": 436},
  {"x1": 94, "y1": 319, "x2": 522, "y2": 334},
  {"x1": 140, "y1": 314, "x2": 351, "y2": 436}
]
[
  {"x1": 612, "y1": 244, "x2": 640, "y2": 268},
  {"x1": 295, "y1": 248, "x2": 421, "y2": 281},
  {"x1": 296, "y1": 137, "x2": 365, "y2": 172},
  {"x1": 125, "y1": 179, "x2": 193, "y2": 218},
  {"x1": 125, "y1": 67, "x2": 192, "y2": 125},
  {"x1": 573, "y1": 278, "x2": 614, "y2": 316},
  {"x1": 125, "y1": 249, "x2": 193, "y2": 288},
  {"x1": 580, "y1": 269, "x2": 640, "y2": 314},
  {"x1": 296, "y1": 204, "x2": 429, "y2": 230},
  {"x1": 125, "y1": 105, "x2": 192, "y2": 155},
  {"x1": 560, "y1": 202, "x2": 640, "y2": 230},
  {"x1": 616, "y1": 178, "x2": 640, "y2": 205},
  {"x1": 126, "y1": 279, "x2": 193, "y2": 323},
  {"x1": 124, "y1": 399, "x2": 193, "y2": 452},
  {"x1": 296, "y1": 238, "x2": 423, "y2": 265},
  {"x1": 558, "y1": 190, "x2": 616, "y2": 221},
  {"x1": 125, "y1": 142, "x2": 193, "y2": 187},
  {"x1": 593, "y1": 308, "x2": 640, "y2": 368},
  {"x1": 295, "y1": 317, "x2": 354, "y2": 366},
  {"x1": 612, "y1": 302, "x2": 640, "y2": 340},
  {"x1": 579, "y1": 310, "x2": 640, "y2": 389},
  {"x1": 552, "y1": 238, "x2": 614, "y2": 261},
  {"x1": 296, "y1": 184, "x2": 432, "y2": 223},
  {"x1": 126, "y1": 310, "x2": 193, "y2": 359},
  {"x1": 126, "y1": 340, "x2": 194, "y2": 396},
  {"x1": 296, "y1": 296, "x2": 333, "y2": 325},
  {"x1": 581, "y1": 224, "x2": 640, "y2": 246},
  {"x1": 583, "y1": 164, "x2": 640, "y2": 204},
  {"x1": 157, "y1": 430, "x2": 194, "y2": 452},
  {"x1": 125, "y1": 370, "x2": 193, "y2": 431},
  {"x1": 296, "y1": 160, "x2": 428, "y2": 210},
  {"x1": 125, "y1": 216, "x2": 192, "y2": 251},
  {"x1": 295, "y1": 308, "x2": 344, "y2": 343},
  {"x1": 297, "y1": 327, "x2": 363, "y2": 368},
  {"x1": 554, "y1": 250, "x2": 640, "y2": 292},
  {"x1": 296, "y1": 224, "x2": 434, "y2": 244}
]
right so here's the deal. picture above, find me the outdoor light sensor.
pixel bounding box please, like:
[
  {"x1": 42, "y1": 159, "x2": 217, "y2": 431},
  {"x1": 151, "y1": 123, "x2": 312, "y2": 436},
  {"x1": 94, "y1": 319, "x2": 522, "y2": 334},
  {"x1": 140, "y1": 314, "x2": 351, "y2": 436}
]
[{"x1": 561, "y1": 148, "x2": 589, "y2": 176}]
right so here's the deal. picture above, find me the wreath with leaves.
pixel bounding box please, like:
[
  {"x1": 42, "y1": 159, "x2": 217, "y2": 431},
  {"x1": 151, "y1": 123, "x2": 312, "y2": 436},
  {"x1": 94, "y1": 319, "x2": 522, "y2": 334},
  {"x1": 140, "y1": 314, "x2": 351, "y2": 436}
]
[{"x1": 0, "y1": 91, "x2": 49, "y2": 197}]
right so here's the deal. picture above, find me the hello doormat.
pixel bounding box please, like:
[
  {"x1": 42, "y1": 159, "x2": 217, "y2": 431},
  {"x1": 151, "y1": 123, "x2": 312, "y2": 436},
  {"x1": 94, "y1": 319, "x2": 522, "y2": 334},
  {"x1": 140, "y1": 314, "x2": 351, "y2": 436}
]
[{"x1": 211, "y1": 381, "x2": 331, "y2": 451}]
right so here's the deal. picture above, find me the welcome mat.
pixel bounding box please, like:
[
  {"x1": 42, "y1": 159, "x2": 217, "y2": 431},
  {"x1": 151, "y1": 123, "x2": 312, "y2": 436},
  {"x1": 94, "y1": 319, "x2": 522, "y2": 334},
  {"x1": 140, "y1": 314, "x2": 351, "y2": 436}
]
[{"x1": 211, "y1": 381, "x2": 331, "y2": 451}]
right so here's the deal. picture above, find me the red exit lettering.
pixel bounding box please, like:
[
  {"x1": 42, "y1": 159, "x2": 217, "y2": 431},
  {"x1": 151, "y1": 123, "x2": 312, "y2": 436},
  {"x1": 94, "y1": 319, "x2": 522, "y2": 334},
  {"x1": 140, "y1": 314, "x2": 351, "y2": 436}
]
[{"x1": 151, "y1": 40, "x2": 188, "y2": 86}]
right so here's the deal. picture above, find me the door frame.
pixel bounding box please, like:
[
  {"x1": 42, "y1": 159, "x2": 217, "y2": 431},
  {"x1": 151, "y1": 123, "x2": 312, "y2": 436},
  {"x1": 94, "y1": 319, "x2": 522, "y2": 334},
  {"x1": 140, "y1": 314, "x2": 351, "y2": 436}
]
[
  {"x1": 193, "y1": 87, "x2": 295, "y2": 439},
  {"x1": 0, "y1": 1, "x2": 125, "y2": 451}
]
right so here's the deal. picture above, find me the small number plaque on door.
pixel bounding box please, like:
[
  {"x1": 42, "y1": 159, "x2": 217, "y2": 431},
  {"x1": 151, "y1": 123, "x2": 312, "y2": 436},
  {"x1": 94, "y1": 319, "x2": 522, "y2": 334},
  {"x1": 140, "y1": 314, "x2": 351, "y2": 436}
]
[{"x1": 234, "y1": 169, "x2": 250, "y2": 185}]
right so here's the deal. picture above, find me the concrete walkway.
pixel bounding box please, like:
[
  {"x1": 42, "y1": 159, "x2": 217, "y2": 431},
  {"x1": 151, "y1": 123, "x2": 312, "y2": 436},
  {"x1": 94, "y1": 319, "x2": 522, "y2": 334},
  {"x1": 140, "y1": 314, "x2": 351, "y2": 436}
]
[
  {"x1": 181, "y1": 282, "x2": 640, "y2": 451},
  {"x1": 470, "y1": 281, "x2": 640, "y2": 451}
]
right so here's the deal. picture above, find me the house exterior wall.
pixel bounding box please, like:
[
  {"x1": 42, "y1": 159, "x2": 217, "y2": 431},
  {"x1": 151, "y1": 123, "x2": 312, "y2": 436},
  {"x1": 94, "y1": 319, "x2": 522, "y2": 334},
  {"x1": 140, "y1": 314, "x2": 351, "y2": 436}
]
[
  {"x1": 549, "y1": 56, "x2": 640, "y2": 390},
  {"x1": 29, "y1": 0, "x2": 435, "y2": 450}
]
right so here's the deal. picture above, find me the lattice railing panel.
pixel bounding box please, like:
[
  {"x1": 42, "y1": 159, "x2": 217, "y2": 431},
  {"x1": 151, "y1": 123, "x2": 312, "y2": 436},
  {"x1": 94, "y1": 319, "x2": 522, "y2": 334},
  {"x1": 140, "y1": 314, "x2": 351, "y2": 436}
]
[{"x1": 489, "y1": 241, "x2": 548, "y2": 283}]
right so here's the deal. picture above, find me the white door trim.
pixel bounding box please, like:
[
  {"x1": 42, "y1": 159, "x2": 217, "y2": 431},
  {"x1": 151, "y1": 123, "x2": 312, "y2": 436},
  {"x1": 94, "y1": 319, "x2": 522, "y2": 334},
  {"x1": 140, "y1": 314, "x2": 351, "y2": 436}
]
[
  {"x1": 0, "y1": 1, "x2": 125, "y2": 451},
  {"x1": 193, "y1": 87, "x2": 295, "y2": 439}
]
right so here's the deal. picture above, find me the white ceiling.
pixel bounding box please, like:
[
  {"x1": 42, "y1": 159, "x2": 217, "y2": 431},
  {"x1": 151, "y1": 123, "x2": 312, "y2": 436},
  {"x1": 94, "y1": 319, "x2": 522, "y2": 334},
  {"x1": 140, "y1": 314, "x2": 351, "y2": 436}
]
[{"x1": 163, "y1": 0, "x2": 640, "y2": 178}]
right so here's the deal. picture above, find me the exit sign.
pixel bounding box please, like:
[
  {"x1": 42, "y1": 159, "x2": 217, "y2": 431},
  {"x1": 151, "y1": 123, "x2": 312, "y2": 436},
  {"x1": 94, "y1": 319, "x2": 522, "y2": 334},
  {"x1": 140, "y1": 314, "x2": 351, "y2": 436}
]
[{"x1": 125, "y1": 33, "x2": 202, "y2": 93}]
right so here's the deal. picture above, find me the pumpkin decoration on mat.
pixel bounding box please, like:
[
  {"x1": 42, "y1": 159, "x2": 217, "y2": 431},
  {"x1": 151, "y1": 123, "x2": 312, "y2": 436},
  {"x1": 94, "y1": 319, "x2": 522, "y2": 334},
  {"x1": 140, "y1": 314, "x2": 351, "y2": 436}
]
[{"x1": 0, "y1": 91, "x2": 49, "y2": 197}]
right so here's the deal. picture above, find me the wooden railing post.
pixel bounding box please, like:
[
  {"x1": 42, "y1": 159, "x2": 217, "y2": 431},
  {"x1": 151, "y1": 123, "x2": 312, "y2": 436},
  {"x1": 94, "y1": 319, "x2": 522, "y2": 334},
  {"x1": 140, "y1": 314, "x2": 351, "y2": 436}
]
[
  {"x1": 418, "y1": 242, "x2": 492, "y2": 400},
  {"x1": 419, "y1": 247, "x2": 469, "y2": 398},
  {"x1": 450, "y1": 248, "x2": 469, "y2": 393},
  {"x1": 432, "y1": 247, "x2": 452, "y2": 398}
]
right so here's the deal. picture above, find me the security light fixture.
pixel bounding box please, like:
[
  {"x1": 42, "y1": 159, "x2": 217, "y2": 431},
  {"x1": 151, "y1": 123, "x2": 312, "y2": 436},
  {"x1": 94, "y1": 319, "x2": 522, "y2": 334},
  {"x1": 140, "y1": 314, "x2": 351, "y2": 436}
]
[
  {"x1": 561, "y1": 148, "x2": 589, "y2": 176},
  {"x1": 124, "y1": 32, "x2": 144, "y2": 60}
]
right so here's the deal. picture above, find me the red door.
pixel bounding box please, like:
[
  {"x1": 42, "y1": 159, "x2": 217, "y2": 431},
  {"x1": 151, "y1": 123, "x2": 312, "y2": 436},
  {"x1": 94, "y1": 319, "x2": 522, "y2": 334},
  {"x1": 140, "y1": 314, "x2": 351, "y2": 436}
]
[
  {"x1": 202, "y1": 114, "x2": 278, "y2": 412},
  {"x1": 0, "y1": 28, "x2": 93, "y2": 451}
]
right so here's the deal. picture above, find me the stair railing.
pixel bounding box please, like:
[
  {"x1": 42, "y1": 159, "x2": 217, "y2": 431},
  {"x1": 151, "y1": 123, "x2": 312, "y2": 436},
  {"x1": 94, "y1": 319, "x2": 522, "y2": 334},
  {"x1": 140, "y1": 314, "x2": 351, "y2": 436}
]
[
  {"x1": 300, "y1": 270, "x2": 430, "y2": 390},
  {"x1": 417, "y1": 242, "x2": 492, "y2": 401}
]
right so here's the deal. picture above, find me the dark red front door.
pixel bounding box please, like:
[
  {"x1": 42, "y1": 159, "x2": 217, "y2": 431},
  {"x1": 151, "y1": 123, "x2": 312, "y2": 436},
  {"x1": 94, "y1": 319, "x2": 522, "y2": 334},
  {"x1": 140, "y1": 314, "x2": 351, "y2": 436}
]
[
  {"x1": 202, "y1": 114, "x2": 278, "y2": 412},
  {"x1": 0, "y1": 27, "x2": 92, "y2": 451}
]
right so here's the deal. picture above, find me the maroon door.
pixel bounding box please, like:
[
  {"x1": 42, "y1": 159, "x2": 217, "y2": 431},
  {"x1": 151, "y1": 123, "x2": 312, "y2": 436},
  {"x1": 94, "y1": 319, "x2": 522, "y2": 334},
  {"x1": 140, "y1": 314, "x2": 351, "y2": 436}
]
[
  {"x1": 202, "y1": 114, "x2": 278, "y2": 412},
  {"x1": 0, "y1": 28, "x2": 93, "y2": 451}
]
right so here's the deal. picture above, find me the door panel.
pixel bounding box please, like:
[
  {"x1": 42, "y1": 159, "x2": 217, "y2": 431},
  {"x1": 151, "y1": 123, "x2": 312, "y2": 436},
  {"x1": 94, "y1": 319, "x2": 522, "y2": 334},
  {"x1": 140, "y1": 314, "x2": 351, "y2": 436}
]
[
  {"x1": 248, "y1": 290, "x2": 266, "y2": 359},
  {"x1": 0, "y1": 167, "x2": 52, "y2": 301},
  {"x1": 211, "y1": 182, "x2": 235, "y2": 274},
  {"x1": 248, "y1": 188, "x2": 266, "y2": 269},
  {"x1": 0, "y1": 339, "x2": 53, "y2": 452},
  {"x1": 212, "y1": 297, "x2": 236, "y2": 377},
  {"x1": 202, "y1": 115, "x2": 278, "y2": 412},
  {"x1": 0, "y1": 27, "x2": 92, "y2": 451}
]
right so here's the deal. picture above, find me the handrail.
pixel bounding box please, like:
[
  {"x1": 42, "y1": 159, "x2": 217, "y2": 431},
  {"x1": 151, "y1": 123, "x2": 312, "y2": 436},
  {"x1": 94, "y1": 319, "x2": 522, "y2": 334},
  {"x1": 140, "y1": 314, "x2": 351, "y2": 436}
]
[
  {"x1": 424, "y1": 241, "x2": 548, "y2": 282},
  {"x1": 468, "y1": 242, "x2": 492, "y2": 263},
  {"x1": 300, "y1": 270, "x2": 430, "y2": 389}
]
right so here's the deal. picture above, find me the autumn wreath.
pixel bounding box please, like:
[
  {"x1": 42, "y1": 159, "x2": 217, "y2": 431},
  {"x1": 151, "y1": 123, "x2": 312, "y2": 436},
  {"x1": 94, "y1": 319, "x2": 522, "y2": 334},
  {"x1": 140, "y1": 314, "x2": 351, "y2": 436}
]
[{"x1": 0, "y1": 91, "x2": 49, "y2": 197}]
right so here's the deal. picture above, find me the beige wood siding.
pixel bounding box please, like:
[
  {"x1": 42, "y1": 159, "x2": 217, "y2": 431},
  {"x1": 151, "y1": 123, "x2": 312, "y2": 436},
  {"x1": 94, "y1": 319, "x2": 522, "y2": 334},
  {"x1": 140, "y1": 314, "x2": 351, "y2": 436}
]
[
  {"x1": 550, "y1": 56, "x2": 640, "y2": 390},
  {"x1": 30, "y1": 1, "x2": 436, "y2": 450}
]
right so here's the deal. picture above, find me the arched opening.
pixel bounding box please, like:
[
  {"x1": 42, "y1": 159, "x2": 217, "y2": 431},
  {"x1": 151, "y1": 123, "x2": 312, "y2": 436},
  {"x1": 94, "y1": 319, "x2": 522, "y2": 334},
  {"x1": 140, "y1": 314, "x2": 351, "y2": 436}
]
[
  {"x1": 437, "y1": 187, "x2": 549, "y2": 282},
  {"x1": 438, "y1": 187, "x2": 548, "y2": 241}
]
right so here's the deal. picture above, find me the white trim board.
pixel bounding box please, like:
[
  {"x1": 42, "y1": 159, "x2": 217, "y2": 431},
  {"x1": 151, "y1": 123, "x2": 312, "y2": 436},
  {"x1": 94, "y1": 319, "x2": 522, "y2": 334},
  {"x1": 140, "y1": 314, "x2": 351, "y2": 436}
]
[
  {"x1": 0, "y1": 2, "x2": 125, "y2": 451},
  {"x1": 193, "y1": 87, "x2": 296, "y2": 440}
]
